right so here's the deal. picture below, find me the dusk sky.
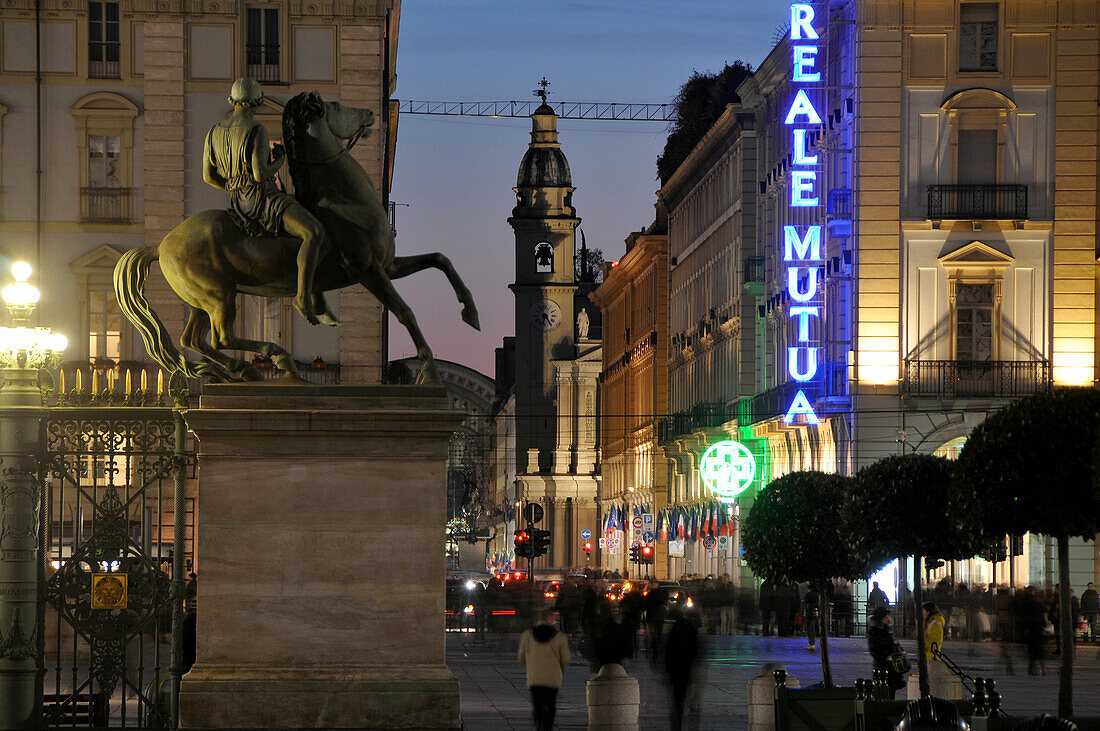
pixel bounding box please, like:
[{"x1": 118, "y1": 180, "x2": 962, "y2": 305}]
[{"x1": 387, "y1": 0, "x2": 793, "y2": 377}]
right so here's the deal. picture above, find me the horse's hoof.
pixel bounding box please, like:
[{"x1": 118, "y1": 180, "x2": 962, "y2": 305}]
[
  {"x1": 462, "y1": 305, "x2": 481, "y2": 331},
  {"x1": 240, "y1": 365, "x2": 265, "y2": 382},
  {"x1": 319, "y1": 312, "x2": 339, "y2": 327},
  {"x1": 293, "y1": 298, "x2": 320, "y2": 326}
]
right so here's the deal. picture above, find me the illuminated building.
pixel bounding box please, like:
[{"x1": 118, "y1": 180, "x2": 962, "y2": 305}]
[
  {"x1": 736, "y1": 0, "x2": 1099, "y2": 591},
  {"x1": 590, "y1": 222, "x2": 669, "y2": 578}
]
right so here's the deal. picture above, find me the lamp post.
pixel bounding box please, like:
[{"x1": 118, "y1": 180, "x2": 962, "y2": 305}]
[{"x1": 0, "y1": 261, "x2": 66, "y2": 729}]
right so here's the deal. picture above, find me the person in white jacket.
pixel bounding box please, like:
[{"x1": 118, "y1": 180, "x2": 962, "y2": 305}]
[{"x1": 518, "y1": 609, "x2": 571, "y2": 731}]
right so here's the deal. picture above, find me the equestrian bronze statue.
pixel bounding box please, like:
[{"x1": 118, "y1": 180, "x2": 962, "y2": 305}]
[{"x1": 114, "y1": 80, "x2": 479, "y2": 385}]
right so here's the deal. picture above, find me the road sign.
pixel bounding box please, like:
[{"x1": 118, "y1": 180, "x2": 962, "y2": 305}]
[
  {"x1": 632, "y1": 516, "x2": 643, "y2": 529},
  {"x1": 523, "y1": 503, "x2": 544, "y2": 523},
  {"x1": 632, "y1": 527, "x2": 642, "y2": 541},
  {"x1": 642, "y1": 513, "x2": 655, "y2": 529},
  {"x1": 631, "y1": 540, "x2": 641, "y2": 548},
  {"x1": 581, "y1": 529, "x2": 591, "y2": 540},
  {"x1": 642, "y1": 531, "x2": 655, "y2": 544},
  {"x1": 607, "y1": 538, "x2": 618, "y2": 550},
  {"x1": 703, "y1": 535, "x2": 717, "y2": 550},
  {"x1": 717, "y1": 535, "x2": 730, "y2": 553},
  {"x1": 598, "y1": 537, "x2": 606, "y2": 549}
]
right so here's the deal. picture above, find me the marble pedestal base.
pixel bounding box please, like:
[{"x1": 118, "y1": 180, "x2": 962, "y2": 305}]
[{"x1": 178, "y1": 385, "x2": 464, "y2": 729}]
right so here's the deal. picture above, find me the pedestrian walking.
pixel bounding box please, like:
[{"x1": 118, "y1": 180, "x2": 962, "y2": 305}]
[
  {"x1": 867, "y1": 607, "x2": 906, "y2": 698},
  {"x1": 664, "y1": 609, "x2": 699, "y2": 731},
  {"x1": 518, "y1": 609, "x2": 571, "y2": 731},
  {"x1": 804, "y1": 585, "x2": 820, "y2": 651},
  {"x1": 1081, "y1": 582, "x2": 1098, "y2": 642},
  {"x1": 922, "y1": 601, "x2": 952, "y2": 695},
  {"x1": 759, "y1": 579, "x2": 776, "y2": 637}
]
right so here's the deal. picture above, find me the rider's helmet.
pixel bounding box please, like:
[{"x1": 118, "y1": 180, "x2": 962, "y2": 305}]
[
  {"x1": 895, "y1": 697, "x2": 969, "y2": 731},
  {"x1": 228, "y1": 77, "x2": 265, "y2": 108},
  {"x1": 1013, "y1": 715, "x2": 1078, "y2": 731}
]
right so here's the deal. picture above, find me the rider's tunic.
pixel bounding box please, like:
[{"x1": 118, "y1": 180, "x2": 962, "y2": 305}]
[{"x1": 205, "y1": 121, "x2": 294, "y2": 234}]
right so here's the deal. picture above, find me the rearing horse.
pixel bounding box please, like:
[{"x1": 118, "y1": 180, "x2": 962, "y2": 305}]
[{"x1": 114, "y1": 92, "x2": 479, "y2": 384}]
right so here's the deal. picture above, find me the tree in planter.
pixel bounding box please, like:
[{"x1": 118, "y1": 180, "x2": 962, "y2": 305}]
[
  {"x1": 955, "y1": 387, "x2": 1100, "y2": 719},
  {"x1": 743, "y1": 471, "x2": 882, "y2": 687},
  {"x1": 849, "y1": 453, "x2": 985, "y2": 698}
]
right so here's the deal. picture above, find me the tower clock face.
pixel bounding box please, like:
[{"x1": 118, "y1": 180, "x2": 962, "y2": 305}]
[{"x1": 528, "y1": 300, "x2": 562, "y2": 331}]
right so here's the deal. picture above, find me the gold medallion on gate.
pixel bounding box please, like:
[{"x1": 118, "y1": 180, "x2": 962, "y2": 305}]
[{"x1": 90, "y1": 573, "x2": 127, "y2": 609}]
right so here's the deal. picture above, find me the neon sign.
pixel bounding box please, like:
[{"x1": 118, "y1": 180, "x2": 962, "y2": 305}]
[
  {"x1": 783, "y1": 2, "x2": 823, "y2": 426},
  {"x1": 700, "y1": 440, "x2": 757, "y2": 502}
]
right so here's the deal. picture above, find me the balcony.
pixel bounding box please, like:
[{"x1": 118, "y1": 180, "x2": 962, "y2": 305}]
[
  {"x1": 246, "y1": 44, "x2": 281, "y2": 83},
  {"x1": 903, "y1": 359, "x2": 1050, "y2": 398},
  {"x1": 657, "y1": 402, "x2": 736, "y2": 445},
  {"x1": 927, "y1": 184, "x2": 1028, "y2": 220},
  {"x1": 827, "y1": 188, "x2": 852, "y2": 238},
  {"x1": 743, "y1": 256, "x2": 765, "y2": 284},
  {"x1": 80, "y1": 187, "x2": 132, "y2": 223}
]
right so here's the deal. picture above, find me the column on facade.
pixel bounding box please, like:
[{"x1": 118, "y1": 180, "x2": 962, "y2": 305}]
[{"x1": 337, "y1": 24, "x2": 386, "y2": 383}]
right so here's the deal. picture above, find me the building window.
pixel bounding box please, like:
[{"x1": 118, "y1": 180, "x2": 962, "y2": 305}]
[
  {"x1": 957, "y1": 129, "x2": 997, "y2": 185},
  {"x1": 88, "y1": 290, "x2": 122, "y2": 363},
  {"x1": 535, "y1": 242, "x2": 554, "y2": 273},
  {"x1": 960, "y1": 4, "x2": 998, "y2": 72},
  {"x1": 72, "y1": 93, "x2": 138, "y2": 224},
  {"x1": 88, "y1": 1, "x2": 121, "y2": 79},
  {"x1": 955, "y1": 283, "x2": 993, "y2": 361},
  {"x1": 246, "y1": 7, "x2": 280, "y2": 83}
]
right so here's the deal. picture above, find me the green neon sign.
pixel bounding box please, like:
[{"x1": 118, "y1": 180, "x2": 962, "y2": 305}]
[{"x1": 700, "y1": 440, "x2": 757, "y2": 502}]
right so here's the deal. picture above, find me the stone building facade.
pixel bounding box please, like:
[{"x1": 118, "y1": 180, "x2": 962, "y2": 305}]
[{"x1": 590, "y1": 223, "x2": 669, "y2": 578}]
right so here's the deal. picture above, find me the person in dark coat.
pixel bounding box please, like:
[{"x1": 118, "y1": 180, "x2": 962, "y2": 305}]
[
  {"x1": 759, "y1": 580, "x2": 776, "y2": 636},
  {"x1": 803, "y1": 586, "x2": 820, "y2": 651},
  {"x1": 1081, "y1": 582, "x2": 1098, "y2": 642},
  {"x1": 664, "y1": 610, "x2": 699, "y2": 731},
  {"x1": 591, "y1": 600, "x2": 633, "y2": 670},
  {"x1": 1025, "y1": 586, "x2": 1048, "y2": 675},
  {"x1": 867, "y1": 607, "x2": 905, "y2": 698},
  {"x1": 775, "y1": 582, "x2": 793, "y2": 637}
]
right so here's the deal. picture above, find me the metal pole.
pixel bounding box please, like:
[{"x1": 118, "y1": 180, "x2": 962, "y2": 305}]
[
  {"x1": 0, "y1": 361, "x2": 48, "y2": 728},
  {"x1": 169, "y1": 410, "x2": 186, "y2": 728}
]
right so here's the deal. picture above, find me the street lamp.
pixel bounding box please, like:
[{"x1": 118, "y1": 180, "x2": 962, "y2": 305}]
[
  {"x1": 0, "y1": 260, "x2": 67, "y2": 369},
  {"x1": 0, "y1": 260, "x2": 66, "y2": 728}
]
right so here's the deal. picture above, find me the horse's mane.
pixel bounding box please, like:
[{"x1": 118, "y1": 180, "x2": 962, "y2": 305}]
[{"x1": 282, "y1": 91, "x2": 326, "y2": 203}]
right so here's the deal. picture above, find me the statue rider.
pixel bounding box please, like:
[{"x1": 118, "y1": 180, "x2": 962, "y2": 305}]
[{"x1": 203, "y1": 77, "x2": 326, "y2": 325}]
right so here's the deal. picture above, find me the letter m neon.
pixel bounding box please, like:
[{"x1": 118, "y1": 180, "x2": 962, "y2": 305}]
[{"x1": 783, "y1": 225, "x2": 822, "y2": 262}]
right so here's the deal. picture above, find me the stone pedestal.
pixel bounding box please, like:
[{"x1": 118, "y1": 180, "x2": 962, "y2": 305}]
[
  {"x1": 906, "y1": 662, "x2": 963, "y2": 700},
  {"x1": 586, "y1": 663, "x2": 639, "y2": 730},
  {"x1": 747, "y1": 664, "x2": 799, "y2": 731},
  {"x1": 178, "y1": 384, "x2": 464, "y2": 730}
]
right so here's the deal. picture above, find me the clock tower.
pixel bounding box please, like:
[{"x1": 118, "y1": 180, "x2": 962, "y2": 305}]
[{"x1": 508, "y1": 99, "x2": 579, "y2": 472}]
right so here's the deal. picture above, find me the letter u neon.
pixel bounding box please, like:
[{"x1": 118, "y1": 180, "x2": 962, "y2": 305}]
[{"x1": 787, "y1": 268, "x2": 818, "y2": 302}]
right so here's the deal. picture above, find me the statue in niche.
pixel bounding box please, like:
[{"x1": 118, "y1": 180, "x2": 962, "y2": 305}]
[
  {"x1": 577, "y1": 307, "x2": 590, "y2": 340},
  {"x1": 113, "y1": 78, "x2": 479, "y2": 385}
]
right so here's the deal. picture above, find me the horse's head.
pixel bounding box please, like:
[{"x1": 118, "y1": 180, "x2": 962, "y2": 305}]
[{"x1": 284, "y1": 91, "x2": 374, "y2": 150}]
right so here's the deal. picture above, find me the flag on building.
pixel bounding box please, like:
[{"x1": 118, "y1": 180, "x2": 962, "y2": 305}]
[
  {"x1": 717, "y1": 505, "x2": 729, "y2": 536},
  {"x1": 657, "y1": 509, "x2": 667, "y2": 541}
]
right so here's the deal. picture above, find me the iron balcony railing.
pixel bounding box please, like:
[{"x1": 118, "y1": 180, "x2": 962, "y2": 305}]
[
  {"x1": 245, "y1": 44, "x2": 281, "y2": 82},
  {"x1": 927, "y1": 184, "x2": 1028, "y2": 220},
  {"x1": 87, "y1": 56, "x2": 120, "y2": 79},
  {"x1": 657, "y1": 402, "x2": 736, "y2": 445},
  {"x1": 743, "y1": 256, "x2": 765, "y2": 284},
  {"x1": 738, "y1": 379, "x2": 824, "y2": 426},
  {"x1": 80, "y1": 187, "x2": 132, "y2": 223},
  {"x1": 827, "y1": 188, "x2": 852, "y2": 218},
  {"x1": 903, "y1": 359, "x2": 1051, "y2": 398}
]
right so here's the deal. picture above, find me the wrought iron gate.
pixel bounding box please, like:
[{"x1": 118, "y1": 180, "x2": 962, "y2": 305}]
[{"x1": 40, "y1": 379, "x2": 193, "y2": 728}]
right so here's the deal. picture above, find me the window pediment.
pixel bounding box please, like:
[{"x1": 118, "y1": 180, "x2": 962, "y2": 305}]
[
  {"x1": 940, "y1": 88, "x2": 1016, "y2": 114},
  {"x1": 71, "y1": 91, "x2": 140, "y2": 119},
  {"x1": 938, "y1": 240, "x2": 1013, "y2": 272}
]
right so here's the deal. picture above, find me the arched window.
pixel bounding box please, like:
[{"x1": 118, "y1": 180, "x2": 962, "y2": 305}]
[
  {"x1": 71, "y1": 92, "x2": 139, "y2": 223},
  {"x1": 534, "y1": 242, "x2": 554, "y2": 273}
]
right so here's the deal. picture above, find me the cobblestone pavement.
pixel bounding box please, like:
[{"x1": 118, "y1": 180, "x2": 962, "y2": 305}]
[{"x1": 447, "y1": 632, "x2": 1100, "y2": 730}]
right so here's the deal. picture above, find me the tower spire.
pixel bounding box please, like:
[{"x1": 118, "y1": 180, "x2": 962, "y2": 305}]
[{"x1": 533, "y1": 76, "x2": 551, "y2": 104}]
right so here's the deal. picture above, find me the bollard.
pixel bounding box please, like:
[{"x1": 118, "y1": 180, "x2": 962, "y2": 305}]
[
  {"x1": 748, "y1": 663, "x2": 800, "y2": 731},
  {"x1": 586, "y1": 663, "x2": 640, "y2": 731}
]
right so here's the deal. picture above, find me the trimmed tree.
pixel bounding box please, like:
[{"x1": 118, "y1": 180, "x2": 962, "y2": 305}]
[
  {"x1": 850, "y1": 453, "x2": 985, "y2": 697},
  {"x1": 744, "y1": 471, "x2": 882, "y2": 686},
  {"x1": 955, "y1": 387, "x2": 1100, "y2": 718}
]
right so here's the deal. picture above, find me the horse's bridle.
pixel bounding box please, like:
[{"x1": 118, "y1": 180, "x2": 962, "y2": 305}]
[{"x1": 289, "y1": 121, "x2": 369, "y2": 167}]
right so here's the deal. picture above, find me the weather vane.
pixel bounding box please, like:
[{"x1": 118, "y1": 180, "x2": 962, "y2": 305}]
[{"x1": 534, "y1": 76, "x2": 551, "y2": 103}]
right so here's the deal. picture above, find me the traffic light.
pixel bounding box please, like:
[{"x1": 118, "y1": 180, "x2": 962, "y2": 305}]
[
  {"x1": 640, "y1": 545, "x2": 654, "y2": 564},
  {"x1": 531, "y1": 529, "x2": 552, "y2": 557},
  {"x1": 1010, "y1": 535, "x2": 1024, "y2": 556},
  {"x1": 629, "y1": 545, "x2": 640, "y2": 563},
  {"x1": 514, "y1": 529, "x2": 531, "y2": 559},
  {"x1": 583, "y1": 541, "x2": 592, "y2": 557}
]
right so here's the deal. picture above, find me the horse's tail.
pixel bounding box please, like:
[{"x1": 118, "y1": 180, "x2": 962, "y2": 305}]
[{"x1": 113, "y1": 246, "x2": 217, "y2": 380}]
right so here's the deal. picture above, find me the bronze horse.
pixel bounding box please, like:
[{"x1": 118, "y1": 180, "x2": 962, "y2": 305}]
[{"x1": 114, "y1": 92, "x2": 479, "y2": 385}]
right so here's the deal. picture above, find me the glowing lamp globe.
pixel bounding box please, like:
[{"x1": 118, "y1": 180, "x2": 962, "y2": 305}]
[{"x1": 0, "y1": 262, "x2": 67, "y2": 369}]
